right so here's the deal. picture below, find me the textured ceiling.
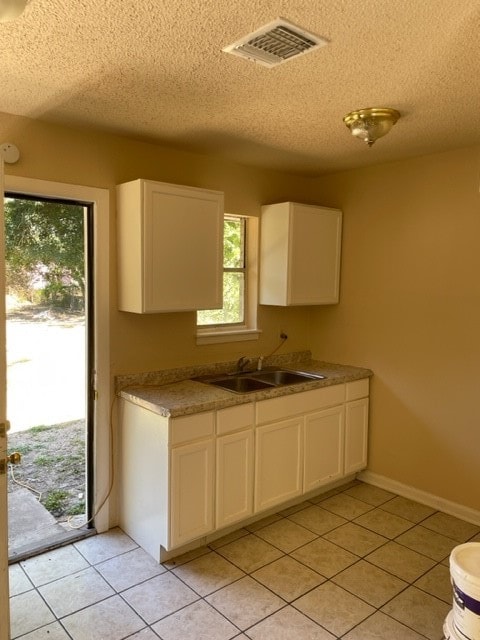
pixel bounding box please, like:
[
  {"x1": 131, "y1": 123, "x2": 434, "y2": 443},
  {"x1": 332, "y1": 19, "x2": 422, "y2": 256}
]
[{"x1": 1, "y1": 0, "x2": 480, "y2": 176}]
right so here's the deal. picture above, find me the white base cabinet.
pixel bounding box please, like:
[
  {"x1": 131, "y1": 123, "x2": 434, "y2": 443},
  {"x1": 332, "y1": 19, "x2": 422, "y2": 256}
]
[
  {"x1": 345, "y1": 398, "x2": 369, "y2": 474},
  {"x1": 216, "y1": 429, "x2": 254, "y2": 528},
  {"x1": 304, "y1": 405, "x2": 345, "y2": 492},
  {"x1": 255, "y1": 418, "x2": 303, "y2": 512},
  {"x1": 119, "y1": 377, "x2": 369, "y2": 561},
  {"x1": 171, "y1": 439, "x2": 214, "y2": 548}
]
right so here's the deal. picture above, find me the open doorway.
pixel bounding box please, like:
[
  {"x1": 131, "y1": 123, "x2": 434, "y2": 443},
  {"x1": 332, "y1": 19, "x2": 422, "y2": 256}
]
[{"x1": 4, "y1": 194, "x2": 94, "y2": 561}]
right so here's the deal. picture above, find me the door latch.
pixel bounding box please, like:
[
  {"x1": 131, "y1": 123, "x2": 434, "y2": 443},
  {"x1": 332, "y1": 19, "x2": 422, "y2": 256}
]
[
  {"x1": 0, "y1": 451, "x2": 22, "y2": 476},
  {"x1": 7, "y1": 452, "x2": 22, "y2": 465},
  {"x1": 0, "y1": 421, "x2": 11, "y2": 438}
]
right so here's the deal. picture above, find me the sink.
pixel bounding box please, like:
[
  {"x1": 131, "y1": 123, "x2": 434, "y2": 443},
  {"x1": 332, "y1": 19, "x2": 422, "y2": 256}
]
[
  {"x1": 203, "y1": 376, "x2": 274, "y2": 393},
  {"x1": 250, "y1": 369, "x2": 325, "y2": 386},
  {"x1": 192, "y1": 368, "x2": 325, "y2": 394}
]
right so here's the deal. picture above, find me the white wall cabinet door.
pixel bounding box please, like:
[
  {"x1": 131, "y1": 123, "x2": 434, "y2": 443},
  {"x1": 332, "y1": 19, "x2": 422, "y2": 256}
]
[
  {"x1": 304, "y1": 405, "x2": 345, "y2": 492},
  {"x1": 117, "y1": 179, "x2": 224, "y2": 313},
  {"x1": 344, "y1": 398, "x2": 369, "y2": 474},
  {"x1": 216, "y1": 429, "x2": 254, "y2": 528},
  {"x1": 170, "y1": 439, "x2": 214, "y2": 548},
  {"x1": 254, "y1": 418, "x2": 303, "y2": 512},
  {"x1": 260, "y1": 202, "x2": 342, "y2": 306}
]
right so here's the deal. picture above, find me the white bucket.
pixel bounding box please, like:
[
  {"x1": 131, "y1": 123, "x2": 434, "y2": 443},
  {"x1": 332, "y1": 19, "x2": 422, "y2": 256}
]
[
  {"x1": 450, "y1": 543, "x2": 480, "y2": 640},
  {"x1": 444, "y1": 610, "x2": 463, "y2": 640}
]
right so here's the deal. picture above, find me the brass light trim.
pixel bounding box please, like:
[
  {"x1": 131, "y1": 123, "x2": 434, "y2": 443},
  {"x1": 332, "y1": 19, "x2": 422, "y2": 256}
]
[{"x1": 343, "y1": 107, "x2": 400, "y2": 147}]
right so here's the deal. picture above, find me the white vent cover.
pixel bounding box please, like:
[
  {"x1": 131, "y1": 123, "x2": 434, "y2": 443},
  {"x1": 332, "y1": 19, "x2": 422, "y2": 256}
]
[{"x1": 222, "y1": 18, "x2": 328, "y2": 68}]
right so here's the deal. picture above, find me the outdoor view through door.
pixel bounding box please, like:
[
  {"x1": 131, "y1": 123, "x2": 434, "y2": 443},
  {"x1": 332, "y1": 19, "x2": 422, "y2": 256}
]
[{"x1": 4, "y1": 195, "x2": 93, "y2": 561}]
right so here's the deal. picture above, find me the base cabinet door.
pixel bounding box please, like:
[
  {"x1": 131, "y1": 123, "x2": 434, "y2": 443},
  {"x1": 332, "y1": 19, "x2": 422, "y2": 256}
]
[
  {"x1": 170, "y1": 439, "x2": 214, "y2": 548},
  {"x1": 304, "y1": 405, "x2": 344, "y2": 492},
  {"x1": 216, "y1": 430, "x2": 254, "y2": 528},
  {"x1": 254, "y1": 418, "x2": 303, "y2": 513},
  {"x1": 345, "y1": 398, "x2": 369, "y2": 474}
]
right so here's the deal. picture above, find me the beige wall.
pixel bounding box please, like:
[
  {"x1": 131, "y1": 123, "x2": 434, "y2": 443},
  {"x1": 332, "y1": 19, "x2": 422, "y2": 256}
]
[
  {"x1": 0, "y1": 112, "x2": 315, "y2": 374},
  {"x1": 3, "y1": 111, "x2": 478, "y2": 513},
  {"x1": 310, "y1": 146, "x2": 480, "y2": 511}
]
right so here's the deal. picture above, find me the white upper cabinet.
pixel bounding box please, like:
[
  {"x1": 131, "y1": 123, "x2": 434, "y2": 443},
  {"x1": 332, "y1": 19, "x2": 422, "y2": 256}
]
[
  {"x1": 259, "y1": 202, "x2": 342, "y2": 306},
  {"x1": 117, "y1": 179, "x2": 224, "y2": 313}
]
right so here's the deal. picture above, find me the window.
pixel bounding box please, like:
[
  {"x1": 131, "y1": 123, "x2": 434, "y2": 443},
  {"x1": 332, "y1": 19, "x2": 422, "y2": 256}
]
[{"x1": 196, "y1": 214, "x2": 259, "y2": 343}]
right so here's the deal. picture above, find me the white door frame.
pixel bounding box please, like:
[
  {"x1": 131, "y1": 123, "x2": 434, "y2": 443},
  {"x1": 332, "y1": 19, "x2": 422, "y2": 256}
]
[
  {"x1": 4, "y1": 176, "x2": 111, "y2": 533},
  {"x1": 0, "y1": 156, "x2": 10, "y2": 640}
]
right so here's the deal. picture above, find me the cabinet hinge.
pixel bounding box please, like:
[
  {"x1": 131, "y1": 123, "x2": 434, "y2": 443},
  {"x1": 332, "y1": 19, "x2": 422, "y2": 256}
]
[{"x1": 0, "y1": 460, "x2": 6, "y2": 475}]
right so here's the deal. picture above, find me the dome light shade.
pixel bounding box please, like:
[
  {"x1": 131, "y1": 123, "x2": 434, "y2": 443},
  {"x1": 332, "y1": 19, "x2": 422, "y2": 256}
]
[
  {"x1": 0, "y1": 0, "x2": 27, "y2": 22},
  {"x1": 343, "y1": 107, "x2": 400, "y2": 147}
]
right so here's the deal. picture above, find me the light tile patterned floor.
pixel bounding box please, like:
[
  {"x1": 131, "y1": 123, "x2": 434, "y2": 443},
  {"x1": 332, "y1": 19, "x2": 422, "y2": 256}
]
[{"x1": 9, "y1": 481, "x2": 480, "y2": 640}]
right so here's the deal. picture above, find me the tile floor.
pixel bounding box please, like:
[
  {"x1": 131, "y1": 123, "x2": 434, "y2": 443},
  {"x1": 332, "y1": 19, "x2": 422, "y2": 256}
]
[{"x1": 9, "y1": 480, "x2": 480, "y2": 640}]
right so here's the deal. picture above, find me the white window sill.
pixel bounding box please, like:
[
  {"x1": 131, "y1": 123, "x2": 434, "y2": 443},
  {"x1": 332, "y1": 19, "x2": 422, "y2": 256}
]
[{"x1": 196, "y1": 328, "x2": 262, "y2": 345}]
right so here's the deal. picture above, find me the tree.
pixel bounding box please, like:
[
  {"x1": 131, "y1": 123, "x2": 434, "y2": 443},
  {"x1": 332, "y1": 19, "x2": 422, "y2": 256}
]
[
  {"x1": 197, "y1": 216, "x2": 245, "y2": 325},
  {"x1": 4, "y1": 198, "x2": 85, "y2": 308}
]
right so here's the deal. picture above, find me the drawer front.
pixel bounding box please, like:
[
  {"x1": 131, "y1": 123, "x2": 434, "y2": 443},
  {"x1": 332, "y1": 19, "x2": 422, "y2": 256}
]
[
  {"x1": 170, "y1": 412, "x2": 214, "y2": 446},
  {"x1": 346, "y1": 378, "x2": 369, "y2": 401},
  {"x1": 216, "y1": 403, "x2": 254, "y2": 435},
  {"x1": 256, "y1": 384, "x2": 345, "y2": 425}
]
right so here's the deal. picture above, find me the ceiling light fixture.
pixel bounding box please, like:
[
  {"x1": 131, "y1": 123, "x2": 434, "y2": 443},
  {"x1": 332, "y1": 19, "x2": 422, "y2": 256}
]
[
  {"x1": 343, "y1": 107, "x2": 400, "y2": 147},
  {"x1": 0, "y1": 0, "x2": 27, "y2": 22}
]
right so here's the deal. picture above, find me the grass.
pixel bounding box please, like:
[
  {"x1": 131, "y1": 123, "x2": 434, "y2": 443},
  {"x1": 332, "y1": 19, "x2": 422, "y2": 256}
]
[
  {"x1": 7, "y1": 443, "x2": 33, "y2": 456},
  {"x1": 8, "y1": 420, "x2": 86, "y2": 519},
  {"x1": 66, "y1": 501, "x2": 86, "y2": 516},
  {"x1": 29, "y1": 425, "x2": 52, "y2": 434},
  {"x1": 43, "y1": 490, "x2": 70, "y2": 515},
  {"x1": 34, "y1": 454, "x2": 66, "y2": 467}
]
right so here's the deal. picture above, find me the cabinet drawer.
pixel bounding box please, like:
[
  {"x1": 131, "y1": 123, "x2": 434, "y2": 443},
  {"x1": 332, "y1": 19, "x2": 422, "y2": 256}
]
[
  {"x1": 169, "y1": 412, "x2": 214, "y2": 446},
  {"x1": 256, "y1": 384, "x2": 345, "y2": 424},
  {"x1": 346, "y1": 378, "x2": 369, "y2": 401},
  {"x1": 216, "y1": 403, "x2": 254, "y2": 435}
]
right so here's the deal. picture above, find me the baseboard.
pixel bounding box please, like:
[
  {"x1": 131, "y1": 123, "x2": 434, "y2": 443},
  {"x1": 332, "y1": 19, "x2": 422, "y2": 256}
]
[{"x1": 358, "y1": 470, "x2": 480, "y2": 527}]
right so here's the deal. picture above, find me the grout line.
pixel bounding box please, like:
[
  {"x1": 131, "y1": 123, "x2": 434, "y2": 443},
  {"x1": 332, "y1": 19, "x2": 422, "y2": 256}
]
[{"x1": 10, "y1": 482, "x2": 472, "y2": 640}]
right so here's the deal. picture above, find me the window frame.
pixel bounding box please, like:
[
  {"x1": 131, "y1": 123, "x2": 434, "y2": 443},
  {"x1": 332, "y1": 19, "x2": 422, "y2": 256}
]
[{"x1": 196, "y1": 214, "x2": 260, "y2": 344}]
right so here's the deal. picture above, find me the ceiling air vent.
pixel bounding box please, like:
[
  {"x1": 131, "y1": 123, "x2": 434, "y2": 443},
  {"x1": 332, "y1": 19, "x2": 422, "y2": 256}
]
[{"x1": 222, "y1": 18, "x2": 328, "y2": 68}]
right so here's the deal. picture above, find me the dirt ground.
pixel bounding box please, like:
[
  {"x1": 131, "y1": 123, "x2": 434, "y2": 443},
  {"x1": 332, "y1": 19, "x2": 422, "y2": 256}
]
[{"x1": 7, "y1": 420, "x2": 86, "y2": 520}]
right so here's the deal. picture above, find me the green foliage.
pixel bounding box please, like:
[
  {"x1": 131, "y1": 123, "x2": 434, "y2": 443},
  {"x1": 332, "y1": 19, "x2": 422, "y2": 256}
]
[
  {"x1": 4, "y1": 198, "x2": 85, "y2": 308},
  {"x1": 7, "y1": 443, "x2": 33, "y2": 455},
  {"x1": 28, "y1": 424, "x2": 51, "y2": 434},
  {"x1": 34, "y1": 454, "x2": 66, "y2": 467},
  {"x1": 197, "y1": 216, "x2": 245, "y2": 326},
  {"x1": 66, "y1": 501, "x2": 85, "y2": 516},
  {"x1": 42, "y1": 489, "x2": 69, "y2": 515}
]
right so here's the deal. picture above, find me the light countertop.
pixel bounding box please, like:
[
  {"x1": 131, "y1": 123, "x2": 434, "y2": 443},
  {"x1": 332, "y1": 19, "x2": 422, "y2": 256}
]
[{"x1": 118, "y1": 353, "x2": 372, "y2": 418}]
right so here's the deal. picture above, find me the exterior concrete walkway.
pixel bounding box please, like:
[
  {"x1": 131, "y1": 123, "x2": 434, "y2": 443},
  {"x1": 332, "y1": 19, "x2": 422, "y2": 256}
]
[{"x1": 8, "y1": 489, "x2": 90, "y2": 563}]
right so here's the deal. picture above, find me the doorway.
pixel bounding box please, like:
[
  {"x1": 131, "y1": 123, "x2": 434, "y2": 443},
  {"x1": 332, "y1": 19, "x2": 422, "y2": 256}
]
[{"x1": 5, "y1": 194, "x2": 94, "y2": 561}]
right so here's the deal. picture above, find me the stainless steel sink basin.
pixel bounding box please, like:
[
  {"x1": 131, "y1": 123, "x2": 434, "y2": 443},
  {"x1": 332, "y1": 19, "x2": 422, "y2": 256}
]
[
  {"x1": 250, "y1": 369, "x2": 325, "y2": 386},
  {"x1": 192, "y1": 368, "x2": 325, "y2": 394},
  {"x1": 203, "y1": 376, "x2": 274, "y2": 393}
]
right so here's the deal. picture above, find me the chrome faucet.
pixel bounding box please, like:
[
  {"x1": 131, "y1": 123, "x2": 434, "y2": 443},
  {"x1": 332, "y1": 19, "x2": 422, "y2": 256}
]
[{"x1": 236, "y1": 356, "x2": 250, "y2": 373}]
